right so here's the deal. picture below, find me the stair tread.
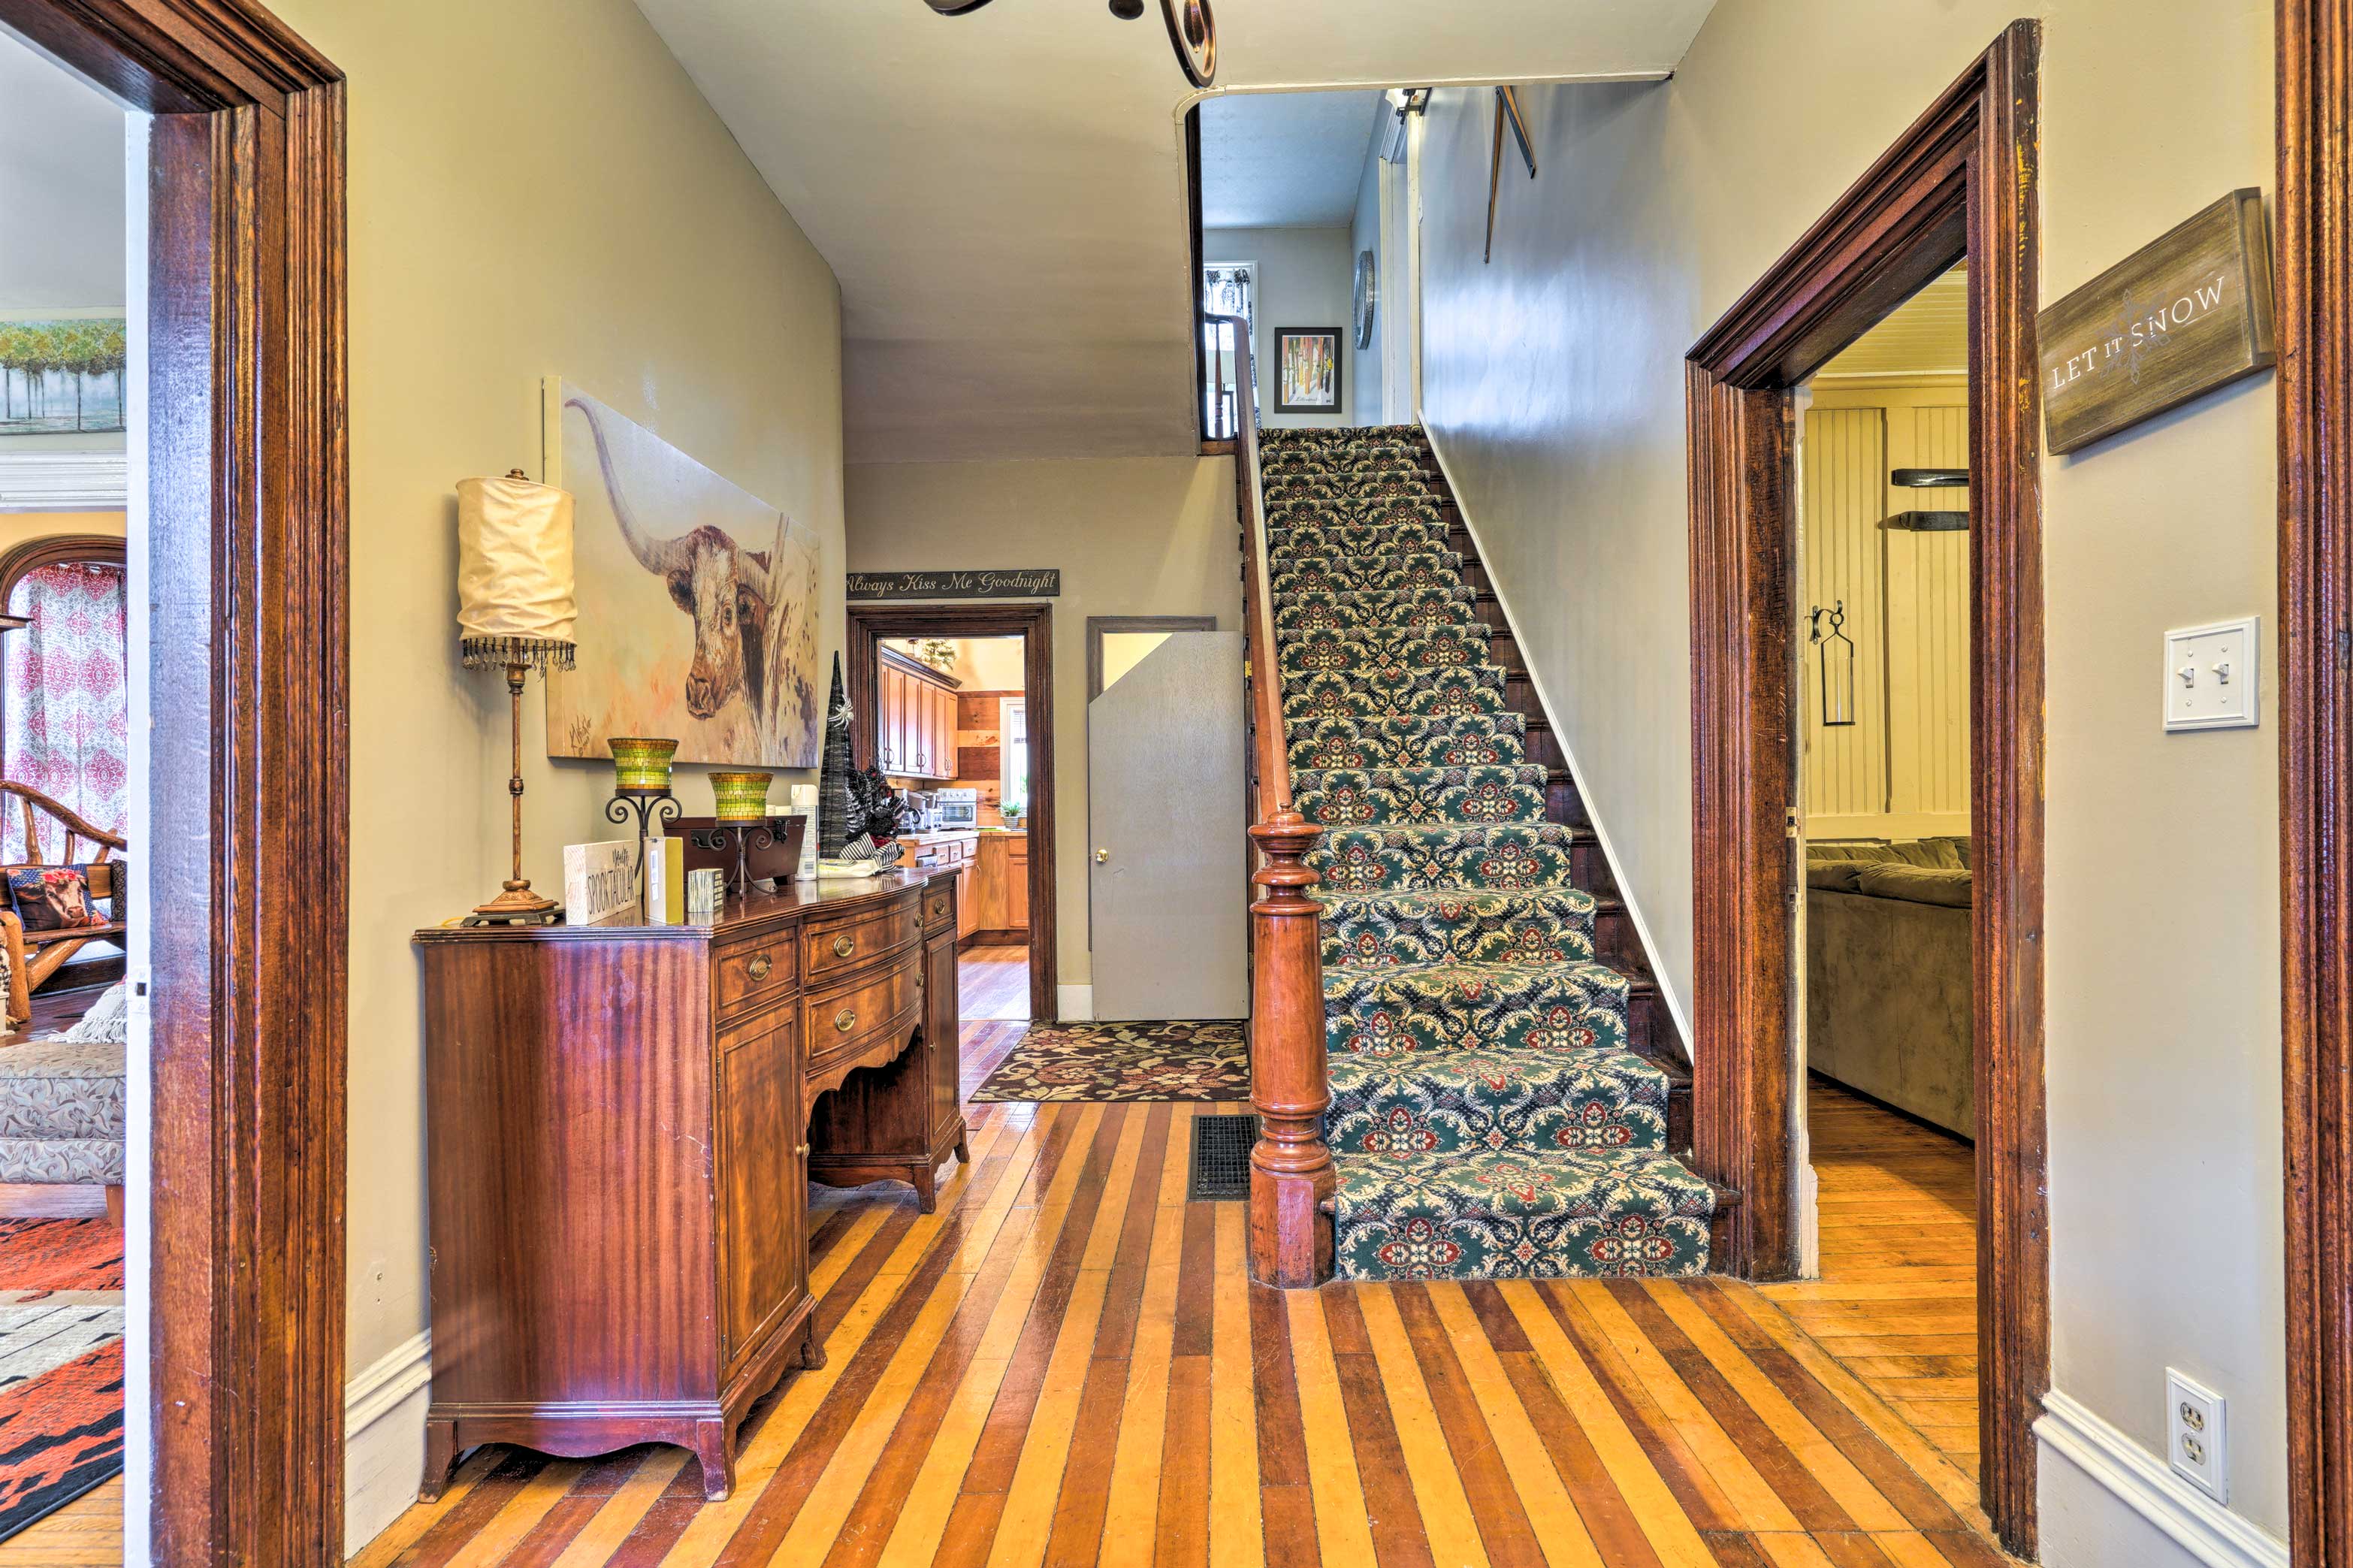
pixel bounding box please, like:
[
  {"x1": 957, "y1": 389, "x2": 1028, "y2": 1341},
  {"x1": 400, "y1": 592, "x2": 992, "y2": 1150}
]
[
  {"x1": 1325, "y1": 955, "x2": 1633, "y2": 1004},
  {"x1": 1329, "y1": 1147, "x2": 1714, "y2": 1281}
]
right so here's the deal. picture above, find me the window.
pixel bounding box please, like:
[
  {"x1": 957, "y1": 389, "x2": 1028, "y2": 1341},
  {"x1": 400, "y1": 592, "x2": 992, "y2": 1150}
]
[
  {"x1": 0, "y1": 540, "x2": 128, "y2": 863},
  {"x1": 999, "y1": 696, "x2": 1028, "y2": 816},
  {"x1": 1201, "y1": 261, "x2": 1256, "y2": 438}
]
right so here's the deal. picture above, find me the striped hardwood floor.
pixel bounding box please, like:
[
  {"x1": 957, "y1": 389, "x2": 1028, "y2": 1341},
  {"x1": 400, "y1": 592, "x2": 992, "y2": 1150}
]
[
  {"x1": 1770, "y1": 1080, "x2": 1980, "y2": 1480},
  {"x1": 356, "y1": 1030, "x2": 2014, "y2": 1568},
  {"x1": 959, "y1": 946, "x2": 1032, "y2": 1023}
]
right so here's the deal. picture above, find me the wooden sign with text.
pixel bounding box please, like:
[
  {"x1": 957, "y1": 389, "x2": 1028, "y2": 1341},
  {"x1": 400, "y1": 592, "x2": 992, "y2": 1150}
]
[
  {"x1": 2038, "y1": 189, "x2": 2276, "y2": 455},
  {"x1": 846, "y1": 569, "x2": 1060, "y2": 600}
]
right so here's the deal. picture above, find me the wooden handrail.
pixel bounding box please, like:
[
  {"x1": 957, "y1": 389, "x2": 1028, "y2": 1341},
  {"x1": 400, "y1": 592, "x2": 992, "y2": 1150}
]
[{"x1": 1212, "y1": 312, "x2": 1335, "y2": 1288}]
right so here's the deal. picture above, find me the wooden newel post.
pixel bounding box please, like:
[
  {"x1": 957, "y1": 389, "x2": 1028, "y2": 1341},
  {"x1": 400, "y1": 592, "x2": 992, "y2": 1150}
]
[{"x1": 1247, "y1": 808, "x2": 1334, "y2": 1288}]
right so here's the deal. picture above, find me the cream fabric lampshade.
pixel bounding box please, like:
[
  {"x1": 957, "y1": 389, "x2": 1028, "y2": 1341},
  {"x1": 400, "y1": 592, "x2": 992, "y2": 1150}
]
[{"x1": 457, "y1": 472, "x2": 577, "y2": 670}]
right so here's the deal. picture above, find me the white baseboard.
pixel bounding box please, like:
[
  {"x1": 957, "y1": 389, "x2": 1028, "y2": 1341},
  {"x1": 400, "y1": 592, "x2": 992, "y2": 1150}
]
[
  {"x1": 344, "y1": 1330, "x2": 432, "y2": 1560},
  {"x1": 1056, "y1": 984, "x2": 1095, "y2": 1021},
  {"x1": 2035, "y1": 1390, "x2": 2286, "y2": 1568}
]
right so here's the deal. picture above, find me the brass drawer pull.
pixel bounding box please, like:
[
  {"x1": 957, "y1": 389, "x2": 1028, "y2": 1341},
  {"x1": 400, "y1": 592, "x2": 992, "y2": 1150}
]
[
  {"x1": 835, "y1": 1008, "x2": 857, "y2": 1033},
  {"x1": 748, "y1": 953, "x2": 773, "y2": 981},
  {"x1": 832, "y1": 935, "x2": 856, "y2": 959},
  {"x1": 796, "y1": 1141, "x2": 811, "y2": 1159}
]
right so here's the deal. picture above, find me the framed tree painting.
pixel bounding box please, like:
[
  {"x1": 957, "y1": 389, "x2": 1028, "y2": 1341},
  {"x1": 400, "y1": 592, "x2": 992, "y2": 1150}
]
[{"x1": 1273, "y1": 327, "x2": 1343, "y2": 415}]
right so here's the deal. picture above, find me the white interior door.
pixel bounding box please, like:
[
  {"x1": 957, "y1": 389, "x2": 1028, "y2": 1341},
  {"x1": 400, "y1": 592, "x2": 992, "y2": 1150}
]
[{"x1": 1088, "y1": 632, "x2": 1246, "y2": 1020}]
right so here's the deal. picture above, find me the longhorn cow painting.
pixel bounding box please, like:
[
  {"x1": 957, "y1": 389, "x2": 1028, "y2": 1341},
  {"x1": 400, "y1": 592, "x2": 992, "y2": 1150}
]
[{"x1": 543, "y1": 382, "x2": 824, "y2": 767}]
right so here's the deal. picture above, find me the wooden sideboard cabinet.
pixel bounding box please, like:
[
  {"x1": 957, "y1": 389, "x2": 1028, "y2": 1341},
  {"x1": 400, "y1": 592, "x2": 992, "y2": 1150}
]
[{"x1": 412, "y1": 870, "x2": 964, "y2": 1500}]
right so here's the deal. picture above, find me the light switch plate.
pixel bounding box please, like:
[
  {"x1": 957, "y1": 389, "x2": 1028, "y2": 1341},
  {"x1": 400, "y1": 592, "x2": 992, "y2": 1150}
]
[
  {"x1": 2167, "y1": 1368, "x2": 2228, "y2": 1504},
  {"x1": 2164, "y1": 617, "x2": 2260, "y2": 732}
]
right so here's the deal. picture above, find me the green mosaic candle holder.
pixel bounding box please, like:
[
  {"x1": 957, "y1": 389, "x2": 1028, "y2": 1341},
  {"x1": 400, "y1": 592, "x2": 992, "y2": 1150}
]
[
  {"x1": 708, "y1": 771, "x2": 775, "y2": 823},
  {"x1": 608, "y1": 736, "x2": 679, "y2": 796}
]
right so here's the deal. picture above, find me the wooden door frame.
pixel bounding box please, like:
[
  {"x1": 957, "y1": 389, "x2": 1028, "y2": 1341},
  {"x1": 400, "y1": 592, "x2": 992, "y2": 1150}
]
[
  {"x1": 1084, "y1": 615, "x2": 1216, "y2": 700},
  {"x1": 2278, "y1": 2, "x2": 2353, "y2": 1562},
  {"x1": 1684, "y1": 22, "x2": 2045, "y2": 1554},
  {"x1": 0, "y1": 1, "x2": 349, "y2": 1561},
  {"x1": 847, "y1": 604, "x2": 1056, "y2": 1022}
]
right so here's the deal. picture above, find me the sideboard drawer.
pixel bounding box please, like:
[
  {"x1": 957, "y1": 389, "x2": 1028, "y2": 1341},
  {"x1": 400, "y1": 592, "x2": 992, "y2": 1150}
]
[
  {"x1": 802, "y1": 894, "x2": 920, "y2": 984},
  {"x1": 922, "y1": 880, "x2": 953, "y2": 932},
  {"x1": 716, "y1": 932, "x2": 797, "y2": 1019},
  {"x1": 805, "y1": 960, "x2": 919, "y2": 1074}
]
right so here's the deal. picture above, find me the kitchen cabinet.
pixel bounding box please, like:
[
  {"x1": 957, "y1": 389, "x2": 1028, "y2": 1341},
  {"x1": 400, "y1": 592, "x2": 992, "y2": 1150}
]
[
  {"x1": 877, "y1": 651, "x2": 960, "y2": 781},
  {"x1": 968, "y1": 832, "x2": 1028, "y2": 939}
]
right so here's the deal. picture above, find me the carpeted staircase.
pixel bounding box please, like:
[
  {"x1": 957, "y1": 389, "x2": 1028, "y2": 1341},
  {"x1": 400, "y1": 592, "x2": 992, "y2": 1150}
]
[{"x1": 1256, "y1": 424, "x2": 1718, "y2": 1282}]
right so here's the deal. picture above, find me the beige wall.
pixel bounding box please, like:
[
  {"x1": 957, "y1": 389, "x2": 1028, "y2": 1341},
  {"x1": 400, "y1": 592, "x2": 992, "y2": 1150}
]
[
  {"x1": 0, "y1": 511, "x2": 125, "y2": 556},
  {"x1": 1415, "y1": 0, "x2": 2285, "y2": 1553},
  {"x1": 845, "y1": 457, "x2": 1238, "y2": 993},
  {"x1": 264, "y1": 0, "x2": 844, "y2": 1544},
  {"x1": 1204, "y1": 227, "x2": 1357, "y2": 427}
]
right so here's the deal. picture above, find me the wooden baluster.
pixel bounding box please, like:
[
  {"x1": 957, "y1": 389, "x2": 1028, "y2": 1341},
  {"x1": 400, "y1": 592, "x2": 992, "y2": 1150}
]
[{"x1": 1247, "y1": 808, "x2": 1334, "y2": 1288}]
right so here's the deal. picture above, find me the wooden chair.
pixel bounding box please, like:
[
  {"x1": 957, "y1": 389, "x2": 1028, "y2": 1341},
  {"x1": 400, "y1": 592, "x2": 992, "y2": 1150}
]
[{"x1": 0, "y1": 781, "x2": 128, "y2": 994}]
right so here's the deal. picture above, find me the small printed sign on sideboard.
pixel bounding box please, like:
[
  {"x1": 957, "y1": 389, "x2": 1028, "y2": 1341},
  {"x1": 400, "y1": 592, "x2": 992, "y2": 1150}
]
[
  {"x1": 846, "y1": 569, "x2": 1060, "y2": 601},
  {"x1": 2037, "y1": 188, "x2": 2276, "y2": 456}
]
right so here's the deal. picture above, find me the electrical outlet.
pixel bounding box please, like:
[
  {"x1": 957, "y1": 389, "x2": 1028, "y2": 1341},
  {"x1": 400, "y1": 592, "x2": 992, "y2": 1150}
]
[{"x1": 2167, "y1": 1368, "x2": 2228, "y2": 1504}]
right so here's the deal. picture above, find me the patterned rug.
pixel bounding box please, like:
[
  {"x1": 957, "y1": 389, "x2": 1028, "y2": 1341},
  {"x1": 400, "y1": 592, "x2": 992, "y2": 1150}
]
[
  {"x1": 971, "y1": 1020, "x2": 1250, "y2": 1102},
  {"x1": 0, "y1": 1337, "x2": 121, "y2": 1540},
  {"x1": 0, "y1": 1220, "x2": 123, "y2": 1540},
  {"x1": 0, "y1": 1220, "x2": 123, "y2": 1295}
]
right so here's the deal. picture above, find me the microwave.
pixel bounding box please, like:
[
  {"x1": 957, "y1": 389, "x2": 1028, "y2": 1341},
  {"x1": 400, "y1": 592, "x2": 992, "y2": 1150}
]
[{"x1": 934, "y1": 788, "x2": 980, "y2": 829}]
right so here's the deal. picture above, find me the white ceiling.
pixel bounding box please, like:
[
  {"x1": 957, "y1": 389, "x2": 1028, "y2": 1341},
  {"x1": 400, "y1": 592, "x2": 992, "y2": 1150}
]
[
  {"x1": 1201, "y1": 91, "x2": 1385, "y2": 231},
  {"x1": 631, "y1": 0, "x2": 1719, "y2": 463},
  {"x1": 0, "y1": 27, "x2": 125, "y2": 311},
  {"x1": 1816, "y1": 267, "x2": 1968, "y2": 379}
]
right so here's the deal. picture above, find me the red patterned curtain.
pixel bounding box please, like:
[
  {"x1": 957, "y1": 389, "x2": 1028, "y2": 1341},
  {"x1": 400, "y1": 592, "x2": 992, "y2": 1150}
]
[{"x1": 2, "y1": 562, "x2": 128, "y2": 863}]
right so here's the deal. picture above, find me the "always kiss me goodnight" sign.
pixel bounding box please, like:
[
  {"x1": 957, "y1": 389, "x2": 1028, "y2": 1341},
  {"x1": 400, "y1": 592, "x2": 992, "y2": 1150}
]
[{"x1": 2037, "y1": 189, "x2": 2276, "y2": 456}]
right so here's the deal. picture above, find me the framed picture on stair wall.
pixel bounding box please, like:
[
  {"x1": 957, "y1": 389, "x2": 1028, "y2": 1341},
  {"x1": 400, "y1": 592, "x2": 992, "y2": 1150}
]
[{"x1": 1273, "y1": 328, "x2": 1343, "y2": 414}]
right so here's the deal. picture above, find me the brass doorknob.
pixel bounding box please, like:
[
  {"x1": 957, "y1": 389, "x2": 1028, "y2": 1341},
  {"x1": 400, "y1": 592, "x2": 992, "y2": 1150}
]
[
  {"x1": 796, "y1": 1142, "x2": 811, "y2": 1159},
  {"x1": 748, "y1": 953, "x2": 772, "y2": 980},
  {"x1": 832, "y1": 935, "x2": 856, "y2": 958},
  {"x1": 835, "y1": 1008, "x2": 857, "y2": 1032},
  {"x1": 1095, "y1": 847, "x2": 1110, "y2": 863}
]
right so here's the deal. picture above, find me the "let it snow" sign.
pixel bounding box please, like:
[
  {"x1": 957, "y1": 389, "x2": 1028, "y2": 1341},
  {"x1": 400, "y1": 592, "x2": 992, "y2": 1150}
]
[{"x1": 2037, "y1": 189, "x2": 2276, "y2": 456}]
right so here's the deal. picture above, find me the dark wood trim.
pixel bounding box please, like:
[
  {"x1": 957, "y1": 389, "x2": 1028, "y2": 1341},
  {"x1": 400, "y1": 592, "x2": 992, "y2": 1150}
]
[
  {"x1": 2278, "y1": 2, "x2": 2353, "y2": 1562},
  {"x1": 1187, "y1": 103, "x2": 1212, "y2": 454},
  {"x1": 1684, "y1": 22, "x2": 2044, "y2": 1554},
  {"x1": 0, "y1": 533, "x2": 126, "y2": 597},
  {"x1": 848, "y1": 604, "x2": 1056, "y2": 1023},
  {"x1": 1084, "y1": 615, "x2": 1216, "y2": 700},
  {"x1": 0, "y1": 1, "x2": 351, "y2": 1560}
]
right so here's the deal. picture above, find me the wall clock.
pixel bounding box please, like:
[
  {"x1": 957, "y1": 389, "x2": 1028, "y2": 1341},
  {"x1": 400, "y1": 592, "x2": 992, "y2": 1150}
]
[{"x1": 1353, "y1": 249, "x2": 1378, "y2": 350}]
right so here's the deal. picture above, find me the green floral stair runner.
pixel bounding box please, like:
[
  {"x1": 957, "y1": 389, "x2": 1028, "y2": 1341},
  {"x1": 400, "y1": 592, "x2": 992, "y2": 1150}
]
[{"x1": 1260, "y1": 424, "x2": 1714, "y2": 1282}]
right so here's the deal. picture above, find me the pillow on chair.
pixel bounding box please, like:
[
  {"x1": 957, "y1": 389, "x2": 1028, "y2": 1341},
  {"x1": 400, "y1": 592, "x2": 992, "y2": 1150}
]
[{"x1": 7, "y1": 866, "x2": 109, "y2": 932}]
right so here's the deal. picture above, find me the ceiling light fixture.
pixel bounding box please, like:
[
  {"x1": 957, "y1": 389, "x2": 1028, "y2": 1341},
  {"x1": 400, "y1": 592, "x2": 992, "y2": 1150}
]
[{"x1": 917, "y1": 0, "x2": 1214, "y2": 86}]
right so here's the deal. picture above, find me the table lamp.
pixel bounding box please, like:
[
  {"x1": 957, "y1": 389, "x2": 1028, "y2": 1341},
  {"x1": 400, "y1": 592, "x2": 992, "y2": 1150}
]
[{"x1": 457, "y1": 469, "x2": 576, "y2": 924}]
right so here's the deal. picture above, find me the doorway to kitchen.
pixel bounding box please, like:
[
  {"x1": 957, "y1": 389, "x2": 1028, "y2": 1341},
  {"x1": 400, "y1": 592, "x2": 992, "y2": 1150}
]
[{"x1": 848, "y1": 604, "x2": 1056, "y2": 1029}]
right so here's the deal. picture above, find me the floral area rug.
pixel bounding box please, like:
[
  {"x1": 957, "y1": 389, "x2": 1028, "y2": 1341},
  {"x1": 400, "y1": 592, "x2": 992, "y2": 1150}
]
[{"x1": 971, "y1": 1020, "x2": 1250, "y2": 1102}]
